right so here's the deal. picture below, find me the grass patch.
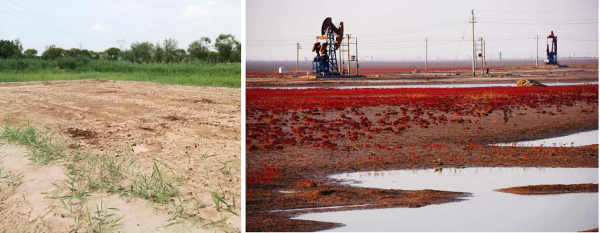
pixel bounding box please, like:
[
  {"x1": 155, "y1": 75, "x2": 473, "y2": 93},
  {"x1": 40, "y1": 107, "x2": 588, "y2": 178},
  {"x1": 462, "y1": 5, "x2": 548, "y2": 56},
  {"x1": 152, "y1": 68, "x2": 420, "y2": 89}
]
[
  {"x1": 0, "y1": 58, "x2": 241, "y2": 88},
  {"x1": 0, "y1": 117, "x2": 239, "y2": 231}
]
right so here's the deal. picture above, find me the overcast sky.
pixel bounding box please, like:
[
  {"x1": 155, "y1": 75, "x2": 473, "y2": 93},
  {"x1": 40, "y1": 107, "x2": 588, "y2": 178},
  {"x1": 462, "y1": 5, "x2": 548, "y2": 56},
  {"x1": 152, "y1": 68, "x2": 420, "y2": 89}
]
[
  {"x1": 0, "y1": 0, "x2": 240, "y2": 53},
  {"x1": 247, "y1": 0, "x2": 599, "y2": 61}
]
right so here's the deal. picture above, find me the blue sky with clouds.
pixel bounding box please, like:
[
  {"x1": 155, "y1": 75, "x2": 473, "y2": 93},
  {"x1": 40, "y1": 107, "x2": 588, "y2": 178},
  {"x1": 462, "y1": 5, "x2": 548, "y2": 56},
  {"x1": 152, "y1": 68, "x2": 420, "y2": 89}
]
[{"x1": 0, "y1": 0, "x2": 240, "y2": 53}]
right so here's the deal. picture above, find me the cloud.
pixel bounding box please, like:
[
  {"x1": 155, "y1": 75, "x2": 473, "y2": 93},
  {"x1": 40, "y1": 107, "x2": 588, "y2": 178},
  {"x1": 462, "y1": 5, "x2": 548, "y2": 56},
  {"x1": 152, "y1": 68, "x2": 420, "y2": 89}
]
[
  {"x1": 183, "y1": 5, "x2": 211, "y2": 19},
  {"x1": 207, "y1": 1, "x2": 216, "y2": 7},
  {"x1": 90, "y1": 23, "x2": 107, "y2": 31},
  {"x1": 147, "y1": 24, "x2": 156, "y2": 29}
]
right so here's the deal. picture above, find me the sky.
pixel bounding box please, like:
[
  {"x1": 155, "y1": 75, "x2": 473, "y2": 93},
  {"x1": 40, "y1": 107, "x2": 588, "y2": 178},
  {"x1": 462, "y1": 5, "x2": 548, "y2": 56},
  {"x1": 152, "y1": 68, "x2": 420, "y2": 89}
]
[
  {"x1": 0, "y1": 0, "x2": 241, "y2": 53},
  {"x1": 247, "y1": 0, "x2": 599, "y2": 61}
]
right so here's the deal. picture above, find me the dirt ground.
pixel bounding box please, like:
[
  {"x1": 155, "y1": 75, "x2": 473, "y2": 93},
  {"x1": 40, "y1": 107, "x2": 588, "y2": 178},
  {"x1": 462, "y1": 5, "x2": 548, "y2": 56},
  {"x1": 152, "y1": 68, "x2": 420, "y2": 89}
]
[
  {"x1": 0, "y1": 79, "x2": 240, "y2": 232},
  {"x1": 246, "y1": 66, "x2": 598, "y2": 87},
  {"x1": 495, "y1": 183, "x2": 598, "y2": 195},
  {"x1": 246, "y1": 71, "x2": 599, "y2": 231}
]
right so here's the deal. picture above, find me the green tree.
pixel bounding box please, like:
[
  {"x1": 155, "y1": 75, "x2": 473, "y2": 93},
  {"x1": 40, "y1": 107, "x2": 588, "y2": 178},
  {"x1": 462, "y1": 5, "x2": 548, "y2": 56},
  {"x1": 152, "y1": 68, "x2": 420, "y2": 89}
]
[
  {"x1": 214, "y1": 34, "x2": 238, "y2": 64},
  {"x1": 130, "y1": 42, "x2": 154, "y2": 63},
  {"x1": 41, "y1": 45, "x2": 63, "y2": 60},
  {"x1": 65, "y1": 48, "x2": 82, "y2": 57},
  {"x1": 24, "y1": 49, "x2": 38, "y2": 58},
  {"x1": 153, "y1": 42, "x2": 165, "y2": 63},
  {"x1": 0, "y1": 39, "x2": 23, "y2": 59},
  {"x1": 104, "y1": 47, "x2": 121, "y2": 61},
  {"x1": 89, "y1": 51, "x2": 100, "y2": 60},
  {"x1": 174, "y1": 49, "x2": 187, "y2": 62},
  {"x1": 80, "y1": 49, "x2": 91, "y2": 58},
  {"x1": 163, "y1": 38, "x2": 178, "y2": 63},
  {"x1": 121, "y1": 50, "x2": 135, "y2": 62},
  {"x1": 187, "y1": 37, "x2": 212, "y2": 61},
  {"x1": 206, "y1": 51, "x2": 219, "y2": 63}
]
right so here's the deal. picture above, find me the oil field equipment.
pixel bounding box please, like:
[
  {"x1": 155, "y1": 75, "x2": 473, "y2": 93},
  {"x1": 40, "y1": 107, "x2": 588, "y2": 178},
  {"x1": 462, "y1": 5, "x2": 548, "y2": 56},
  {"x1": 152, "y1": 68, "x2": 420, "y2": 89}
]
[
  {"x1": 312, "y1": 17, "x2": 344, "y2": 75},
  {"x1": 545, "y1": 31, "x2": 558, "y2": 65}
]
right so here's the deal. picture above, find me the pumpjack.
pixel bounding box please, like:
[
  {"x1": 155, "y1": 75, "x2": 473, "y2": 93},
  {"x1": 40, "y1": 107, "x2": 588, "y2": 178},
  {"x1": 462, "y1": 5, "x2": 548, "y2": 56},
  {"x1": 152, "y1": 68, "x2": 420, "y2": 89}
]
[
  {"x1": 312, "y1": 17, "x2": 344, "y2": 75},
  {"x1": 545, "y1": 31, "x2": 558, "y2": 65}
]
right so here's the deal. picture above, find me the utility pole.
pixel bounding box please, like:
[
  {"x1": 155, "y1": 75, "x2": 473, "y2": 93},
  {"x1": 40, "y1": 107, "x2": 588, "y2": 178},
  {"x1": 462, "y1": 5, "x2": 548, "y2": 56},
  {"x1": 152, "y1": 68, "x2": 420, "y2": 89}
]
[
  {"x1": 347, "y1": 34, "x2": 351, "y2": 76},
  {"x1": 356, "y1": 37, "x2": 359, "y2": 76},
  {"x1": 483, "y1": 39, "x2": 486, "y2": 73},
  {"x1": 470, "y1": 10, "x2": 477, "y2": 77},
  {"x1": 480, "y1": 38, "x2": 484, "y2": 75},
  {"x1": 425, "y1": 37, "x2": 428, "y2": 71},
  {"x1": 296, "y1": 43, "x2": 301, "y2": 73},
  {"x1": 536, "y1": 35, "x2": 539, "y2": 67},
  {"x1": 117, "y1": 39, "x2": 126, "y2": 51}
]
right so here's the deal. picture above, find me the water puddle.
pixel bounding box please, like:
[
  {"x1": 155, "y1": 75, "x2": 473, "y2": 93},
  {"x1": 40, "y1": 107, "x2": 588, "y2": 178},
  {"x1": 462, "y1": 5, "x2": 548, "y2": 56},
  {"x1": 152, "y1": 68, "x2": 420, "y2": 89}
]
[
  {"x1": 494, "y1": 130, "x2": 598, "y2": 147},
  {"x1": 294, "y1": 167, "x2": 598, "y2": 231},
  {"x1": 250, "y1": 82, "x2": 597, "y2": 90}
]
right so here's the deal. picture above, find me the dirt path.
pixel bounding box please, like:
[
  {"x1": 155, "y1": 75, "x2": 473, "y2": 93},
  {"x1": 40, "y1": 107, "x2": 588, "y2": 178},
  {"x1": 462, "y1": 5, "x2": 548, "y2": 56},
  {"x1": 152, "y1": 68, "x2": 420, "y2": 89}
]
[
  {"x1": 0, "y1": 79, "x2": 241, "y2": 232},
  {"x1": 246, "y1": 67, "x2": 598, "y2": 87}
]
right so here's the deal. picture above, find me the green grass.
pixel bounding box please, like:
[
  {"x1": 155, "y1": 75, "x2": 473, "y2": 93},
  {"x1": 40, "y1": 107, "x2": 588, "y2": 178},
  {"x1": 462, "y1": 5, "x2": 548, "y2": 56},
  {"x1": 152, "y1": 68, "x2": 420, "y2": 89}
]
[
  {"x1": 0, "y1": 58, "x2": 241, "y2": 88},
  {"x1": 0, "y1": 117, "x2": 239, "y2": 231}
]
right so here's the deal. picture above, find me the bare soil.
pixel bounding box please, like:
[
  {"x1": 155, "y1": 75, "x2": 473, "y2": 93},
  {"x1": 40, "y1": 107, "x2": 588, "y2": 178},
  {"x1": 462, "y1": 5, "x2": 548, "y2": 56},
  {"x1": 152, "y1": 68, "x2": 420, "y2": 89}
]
[
  {"x1": 0, "y1": 79, "x2": 241, "y2": 232},
  {"x1": 495, "y1": 183, "x2": 598, "y2": 195}
]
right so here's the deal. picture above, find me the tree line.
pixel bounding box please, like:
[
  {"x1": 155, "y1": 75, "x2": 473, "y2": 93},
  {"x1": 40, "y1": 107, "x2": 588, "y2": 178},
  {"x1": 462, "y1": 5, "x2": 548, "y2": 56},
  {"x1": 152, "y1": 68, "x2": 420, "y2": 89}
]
[{"x1": 0, "y1": 34, "x2": 240, "y2": 64}]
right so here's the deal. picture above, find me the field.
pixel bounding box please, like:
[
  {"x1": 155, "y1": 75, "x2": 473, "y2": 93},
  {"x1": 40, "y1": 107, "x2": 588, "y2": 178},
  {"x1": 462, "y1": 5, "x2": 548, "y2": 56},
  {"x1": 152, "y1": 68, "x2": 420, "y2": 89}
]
[
  {"x1": 245, "y1": 84, "x2": 598, "y2": 231},
  {"x1": 0, "y1": 58, "x2": 241, "y2": 88},
  {"x1": 0, "y1": 80, "x2": 241, "y2": 232}
]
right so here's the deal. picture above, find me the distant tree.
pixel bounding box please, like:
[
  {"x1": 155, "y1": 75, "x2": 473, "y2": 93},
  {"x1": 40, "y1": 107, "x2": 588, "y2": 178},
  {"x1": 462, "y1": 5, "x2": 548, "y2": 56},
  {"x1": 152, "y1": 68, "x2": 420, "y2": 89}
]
[
  {"x1": 42, "y1": 45, "x2": 63, "y2": 60},
  {"x1": 24, "y1": 49, "x2": 38, "y2": 58},
  {"x1": 130, "y1": 42, "x2": 154, "y2": 63},
  {"x1": 187, "y1": 37, "x2": 212, "y2": 61},
  {"x1": 153, "y1": 42, "x2": 165, "y2": 63},
  {"x1": 174, "y1": 49, "x2": 187, "y2": 62},
  {"x1": 206, "y1": 51, "x2": 219, "y2": 63},
  {"x1": 121, "y1": 50, "x2": 135, "y2": 62},
  {"x1": 65, "y1": 48, "x2": 82, "y2": 57},
  {"x1": 80, "y1": 49, "x2": 91, "y2": 58},
  {"x1": 89, "y1": 51, "x2": 100, "y2": 60},
  {"x1": 214, "y1": 34, "x2": 238, "y2": 64},
  {"x1": 0, "y1": 39, "x2": 23, "y2": 59},
  {"x1": 104, "y1": 47, "x2": 121, "y2": 61},
  {"x1": 163, "y1": 38, "x2": 179, "y2": 63},
  {"x1": 231, "y1": 40, "x2": 241, "y2": 62}
]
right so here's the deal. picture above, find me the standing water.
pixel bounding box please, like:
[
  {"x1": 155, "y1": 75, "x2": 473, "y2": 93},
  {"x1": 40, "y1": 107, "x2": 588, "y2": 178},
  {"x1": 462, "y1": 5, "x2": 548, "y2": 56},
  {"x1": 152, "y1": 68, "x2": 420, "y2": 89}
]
[{"x1": 294, "y1": 167, "x2": 598, "y2": 231}]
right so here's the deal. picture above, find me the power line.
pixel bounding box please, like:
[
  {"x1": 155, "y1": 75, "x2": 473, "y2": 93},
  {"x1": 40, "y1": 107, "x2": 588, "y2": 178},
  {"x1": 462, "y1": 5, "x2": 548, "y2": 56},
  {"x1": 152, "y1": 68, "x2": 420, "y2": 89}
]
[
  {"x1": 0, "y1": 5, "x2": 114, "y2": 44},
  {"x1": 6, "y1": 0, "x2": 114, "y2": 43},
  {"x1": 479, "y1": 20, "x2": 598, "y2": 25},
  {"x1": 476, "y1": 9, "x2": 598, "y2": 13},
  {"x1": 0, "y1": 8, "x2": 113, "y2": 45}
]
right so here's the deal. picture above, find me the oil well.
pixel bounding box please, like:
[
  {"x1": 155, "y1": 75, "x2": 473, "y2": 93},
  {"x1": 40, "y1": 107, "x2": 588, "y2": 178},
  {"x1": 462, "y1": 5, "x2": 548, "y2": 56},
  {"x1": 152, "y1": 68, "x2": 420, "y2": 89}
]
[
  {"x1": 311, "y1": 17, "x2": 346, "y2": 76},
  {"x1": 545, "y1": 30, "x2": 559, "y2": 65}
]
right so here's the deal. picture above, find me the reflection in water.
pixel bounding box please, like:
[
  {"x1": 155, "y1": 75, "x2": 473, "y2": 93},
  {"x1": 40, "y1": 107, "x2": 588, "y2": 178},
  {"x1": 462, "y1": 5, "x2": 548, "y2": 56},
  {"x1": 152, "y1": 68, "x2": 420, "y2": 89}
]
[
  {"x1": 494, "y1": 130, "x2": 598, "y2": 147},
  {"x1": 294, "y1": 167, "x2": 598, "y2": 232}
]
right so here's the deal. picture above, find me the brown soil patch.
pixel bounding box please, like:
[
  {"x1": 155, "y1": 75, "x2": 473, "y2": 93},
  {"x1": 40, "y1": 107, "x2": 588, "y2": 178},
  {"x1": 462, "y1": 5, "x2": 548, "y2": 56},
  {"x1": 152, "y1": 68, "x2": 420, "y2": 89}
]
[
  {"x1": 496, "y1": 183, "x2": 598, "y2": 195},
  {"x1": 246, "y1": 68, "x2": 598, "y2": 88},
  {"x1": 0, "y1": 80, "x2": 241, "y2": 232}
]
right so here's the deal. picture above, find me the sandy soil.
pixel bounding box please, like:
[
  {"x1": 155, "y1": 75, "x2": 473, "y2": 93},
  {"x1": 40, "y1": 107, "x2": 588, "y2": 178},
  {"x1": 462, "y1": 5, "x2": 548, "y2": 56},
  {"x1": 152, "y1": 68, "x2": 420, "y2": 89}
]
[
  {"x1": 495, "y1": 183, "x2": 598, "y2": 195},
  {"x1": 246, "y1": 66, "x2": 598, "y2": 87},
  {"x1": 246, "y1": 79, "x2": 598, "y2": 231},
  {"x1": 0, "y1": 79, "x2": 240, "y2": 232}
]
